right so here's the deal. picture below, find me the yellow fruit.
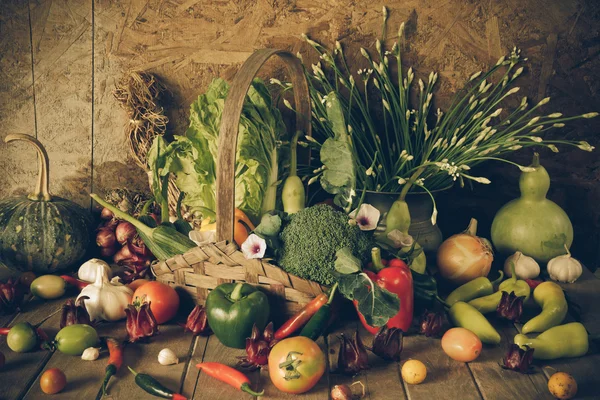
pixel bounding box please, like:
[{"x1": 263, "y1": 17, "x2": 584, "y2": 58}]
[
  {"x1": 401, "y1": 359, "x2": 427, "y2": 384},
  {"x1": 548, "y1": 372, "x2": 577, "y2": 399}
]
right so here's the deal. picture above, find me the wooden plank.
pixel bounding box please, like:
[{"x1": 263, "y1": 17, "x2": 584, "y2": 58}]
[
  {"x1": 23, "y1": 322, "x2": 196, "y2": 399},
  {"x1": 557, "y1": 268, "x2": 600, "y2": 336},
  {"x1": 401, "y1": 334, "x2": 482, "y2": 400},
  {"x1": 0, "y1": 1, "x2": 37, "y2": 198},
  {"x1": 359, "y1": 325, "x2": 408, "y2": 400},
  {"x1": 259, "y1": 336, "x2": 330, "y2": 399},
  {"x1": 0, "y1": 296, "x2": 65, "y2": 400},
  {"x1": 513, "y1": 267, "x2": 600, "y2": 400},
  {"x1": 29, "y1": 0, "x2": 92, "y2": 207},
  {"x1": 92, "y1": 0, "x2": 149, "y2": 198},
  {"x1": 327, "y1": 321, "x2": 370, "y2": 399},
  {"x1": 467, "y1": 322, "x2": 552, "y2": 400},
  {"x1": 191, "y1": 335, "x2": 261, "y2": 399},
  {"x1": 181, "y1": 335, "x2": 209, "y2": 397}
]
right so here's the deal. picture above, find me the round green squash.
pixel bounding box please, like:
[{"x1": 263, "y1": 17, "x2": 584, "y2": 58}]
[
  {"x1": 0, "y1": 134, "x2": 92, "y2": 273},
  {"x1": 491, "y1": 153, "x2": 573, "y2": 263}
]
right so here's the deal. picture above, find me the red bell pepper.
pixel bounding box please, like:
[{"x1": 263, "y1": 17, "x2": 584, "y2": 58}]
[{"x1": 355, "y1": 248, "x2": 413, "y2": 334}]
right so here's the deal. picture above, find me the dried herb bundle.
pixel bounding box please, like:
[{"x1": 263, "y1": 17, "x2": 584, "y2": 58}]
[{"x1": 114, "y1": 71, "x2": 168, "y2": 169}]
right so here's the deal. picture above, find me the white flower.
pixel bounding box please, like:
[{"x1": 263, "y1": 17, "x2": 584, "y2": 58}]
[
  {"x1": 529, "y1": 136, "x2": 543, "y2": 142},
  {"x1": 469, "y1": 71, "x2": 482, "y2": 81},
  {"x1": 518, "y1": 165, "x2": 536, "y2": 172},
  {"x1": 349, "y1": 204, "x2": 380, "y2": 231},
  {"x1": 583, "y1": 112, "x2": 599, "y2": 119},
  {"x1": 537, "y1": 97, "x2": 550, "y2": 106},
  {"x1": 553, "y1": 123, "x2": 565, "y2": 128},
  {"x1": 241, "y1": 234, "x2": 267, "y2": 259},
  {"x1": 398, "y1": 177, "x2": 407, "y2": 184},
  {"x1": 386, "y1": 230, "x2": 414, "y2": 248},
  {"x1": 283, "y1": 99, "x2": 293, "y2": 110},
  {"x1": 577, "y1": 141, "x2": 595, "y2": 151},
  {"x1": 189, "y1": 230, "x2": 216, "y2": 247},
  {"x1": 547, "y1": 113, "x2": 562, "y2": 118}
]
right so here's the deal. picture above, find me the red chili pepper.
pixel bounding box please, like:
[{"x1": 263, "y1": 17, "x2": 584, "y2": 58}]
[
  {"x1": 196, "y1": 362, "x2": 263, "y2": 396},
  {"x1": 0, "y1": 327, "x2": 10, "y2": 335},
  {"x1": 60, "y1": 275, "x2": 90, "y2": 290},
  {"x1": 355, "y1": 250, "x2": 413, "y2": 334},
  {"x1": 96, "y1": 338, "x2": 124, "y2": 399},
  {"x1": 274, "y1": 293, "x2": 328, "y2": 340},
  {"x1": 525, "y1": 279, "x2": 543, "y2": 290}
]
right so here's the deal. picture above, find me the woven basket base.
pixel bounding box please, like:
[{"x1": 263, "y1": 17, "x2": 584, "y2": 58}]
[{"x1": 151, "y1": 241, "x2": 325, "y2": 318}]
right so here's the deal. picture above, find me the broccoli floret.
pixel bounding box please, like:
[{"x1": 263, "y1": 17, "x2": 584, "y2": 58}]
[{"x1": 277, "y1": 204, "x2": 372, "y2": 285}]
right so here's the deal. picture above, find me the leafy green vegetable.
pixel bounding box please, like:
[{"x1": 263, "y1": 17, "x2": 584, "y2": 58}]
[
  {"x1": 319, "y1": 93, "x2": 356, "y2": 212},
  {"x1": 334, "y1": 248, "x2": 361, "y2": 274},
  {"x1": 148, "y1": 78, "x2": 286, "y2": 224},
  {"x1": 334, "y1": 248, "x2": 400, "y2": 327},
  {"x1": 277, "y1": 204, "x2": 372, "y2": 285}
]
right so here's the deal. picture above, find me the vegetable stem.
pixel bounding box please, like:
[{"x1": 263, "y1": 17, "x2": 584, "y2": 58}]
[
  {"x1": 465, "y1": 218, "x2": 478, "y2": 236},
  {"x1": 230, "y1": 283, "x2": 244, "y2": 301},
  {"x1": 371, "y1": 247, "x2": 386, "y2": 272},
  {"x1": 90, "y1": 194, "x2": 153, "y2": 238},
  {"x1": 5, "y1": 134, "x2": 52, "y2": 201}
]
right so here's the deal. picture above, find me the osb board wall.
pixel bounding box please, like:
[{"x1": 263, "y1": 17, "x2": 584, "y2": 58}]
[{"x1": 0, "y1": 0, "x2": 598, "y2": 267}]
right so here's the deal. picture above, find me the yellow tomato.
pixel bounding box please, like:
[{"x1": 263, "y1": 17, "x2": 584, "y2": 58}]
[{"x1": 401, "y1": 360, "x2": 427, "y2": 384}]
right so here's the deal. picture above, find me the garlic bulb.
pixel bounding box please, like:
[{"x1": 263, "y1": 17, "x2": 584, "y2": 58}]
[
  {"x1": 503, "y1": 251, "x2": 540, "y2": 279},
  {"x1": 547, "y1": 246, "x2": 583, "y2": 283},
  {"x1": 81, "y1": 347, "x2": 100, "y2": 361},
  {"x1": 77, "y1": 263, "x2": 133, "y2": 321},
  {"x1": 158, "y1": 348, "x2": 179, "y2": 365},
  {"x1": 78, "y1": 258, "x2": 113, "y2": 283}
]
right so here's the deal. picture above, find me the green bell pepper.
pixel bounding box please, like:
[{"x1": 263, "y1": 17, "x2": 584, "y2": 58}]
[{"x1": 205, "y1": 282, "x2": 270, "y2": 349}]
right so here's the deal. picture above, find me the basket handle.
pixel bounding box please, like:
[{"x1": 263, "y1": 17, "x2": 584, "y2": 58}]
[{"x1": 216, "y1": 49, "x2": 312, "y2": 242}]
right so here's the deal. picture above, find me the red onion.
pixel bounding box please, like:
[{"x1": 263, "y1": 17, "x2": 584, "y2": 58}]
[
  {"x1": 115, "y1": 221, "x2": 136, "y2": 244},
  {"x1": 100, "y1": 245, "x2": 117, "y2": 258},
  {"x1": 96, "y1": 228, "x2": 116, "y2": 249},
  {"x1": 100, "y1": 207, "x2": 114, "y2": 220},
  {"x1": 113, "y1": 243, "x2": 136, "y2": 264},
  {"x1": 103, "y1": 218, "x2": 119, "y2": 231},
  {"x1": 131, "y1": 235, "x2": 152, "y2": 258}
]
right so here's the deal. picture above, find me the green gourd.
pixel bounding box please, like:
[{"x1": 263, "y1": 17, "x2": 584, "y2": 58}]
[
  {"x1": 0, "y1": 134, "x2": 92, "y2": 273},
  {"x1": 491, "y1": 153, "x2": 573, "y2": 263}
]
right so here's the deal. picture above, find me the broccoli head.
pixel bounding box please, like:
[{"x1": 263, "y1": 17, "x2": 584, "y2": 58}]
[{"x1": 277, "y1": 204, "x2": 372, "y2": 285}]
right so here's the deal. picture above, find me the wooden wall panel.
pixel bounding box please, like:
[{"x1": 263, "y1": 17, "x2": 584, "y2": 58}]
[
  {"x1": 29, "y1": 0, "x2": 92, "y2": 207},
  {"x1": 0, "y1": 0, "x2": 598, "y2": 266},
  {"x1": 92, "y1": 0, "x2": 148, "y2": 197},
  {"x1": 0, "y1": 1, "x2": 37, "y2": 198}
]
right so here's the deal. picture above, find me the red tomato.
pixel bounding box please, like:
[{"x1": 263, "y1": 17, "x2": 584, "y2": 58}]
[
  {"x1": 127, "y1": 279, "x2": 150, "y2": 292},
  {"x1": 441, "y1": 327, "x2": 482, "y2": 362},
  {"x1": 40, "y1": 368, "x2": 67, "y2": 394},
  {"x1": 133, "y1": 281, "x2": 179, "y2": 324},
  {"x1": 268, "y1": 337, "x2": 326, "y2": 394}
]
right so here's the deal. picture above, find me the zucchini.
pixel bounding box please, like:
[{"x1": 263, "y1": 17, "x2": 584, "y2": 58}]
[{"x1": 91, "y1": 194, "x2": 196, "y2": 261}]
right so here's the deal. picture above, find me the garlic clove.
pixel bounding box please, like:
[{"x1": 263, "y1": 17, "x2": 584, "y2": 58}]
[
  {"x1": 547, "y1": 250, "x2": 583, "y2": 283},
  {"x1": 82, "y1": 347, "x2": 100, "y2": 361},
  {"x1": 158, "y1": 348, "x2": 179, "y2": 365},
  {"x1": 78, "y1": 258, "x2": 112, "y2": 283},
  {"x1": 504, "y1": 251, "x2": 540, "y2": 280}
]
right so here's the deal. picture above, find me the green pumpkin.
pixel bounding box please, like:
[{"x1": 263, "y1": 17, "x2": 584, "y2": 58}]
[
  {"x1": 0, "y1": 134, "x2": 92, "y2": 273},
  {"x1": 491, "y1": 153, "x2": 573, "y2": 263}
]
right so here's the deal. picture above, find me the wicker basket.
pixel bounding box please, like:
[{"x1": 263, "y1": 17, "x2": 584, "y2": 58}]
[{"x1": 151, "y1": 49, "x2": 325, "y2": 317}]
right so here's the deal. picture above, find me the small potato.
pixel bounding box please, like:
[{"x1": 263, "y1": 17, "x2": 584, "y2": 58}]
[
  {"x1": 401, "y1": 359, "x2": 427, "y2": 384},
  {"x1": 548, "y1": 372, "x2": 577, "y2": 399}
]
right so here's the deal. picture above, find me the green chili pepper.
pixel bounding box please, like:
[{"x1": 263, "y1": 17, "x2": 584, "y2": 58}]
[
  {"x1": 468, "y1": 263, "x2": 530, "y2": 314},
  {"x1": 173, "y1": 192, "x2": 192, "y2": 236},
  {"x1": 521, "y1": 281, "x2": 567, "y2": 334},
  {"x1": 446, "y1": 271, "x2": 504, "y2": 306},
  {"x1": 412, "y1": 271, "x2": 439, "y2": 309},
  {"x1": 448, "y1": 301, "x2": 501, "y2": 345},
  {"x1": 300, "y1": 284, "x2": 337, "y2": 340},
  {"x1": 514, "y1": 322, "x2": 588, "y2": 359},
  {"x1": 128, "y1": 367, "x2": 187, "y2": 399}
]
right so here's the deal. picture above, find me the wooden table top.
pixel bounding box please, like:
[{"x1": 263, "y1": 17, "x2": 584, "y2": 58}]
[{"x1": 1, "y1": 268, "x2": 599, "y2": 400}]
